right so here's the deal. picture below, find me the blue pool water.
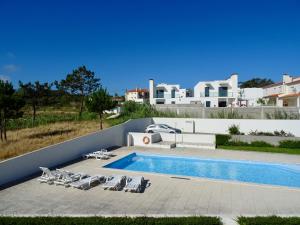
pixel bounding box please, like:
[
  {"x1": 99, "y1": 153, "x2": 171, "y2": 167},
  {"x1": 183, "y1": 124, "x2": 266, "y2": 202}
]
[{"x1": 104, "y1": 152, "x2": 300, "y2": 188}]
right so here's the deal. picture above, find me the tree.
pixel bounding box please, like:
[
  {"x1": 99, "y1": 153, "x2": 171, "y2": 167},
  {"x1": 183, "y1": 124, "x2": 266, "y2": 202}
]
[
  {"x1": 19, "y1": 81, "x2": 51, "y2": 122},
  {"x1": 240, "y1": 78, "x2": 274, "y2": 88},
  {"x1": 0, "y1": 80, "x2": 25, "y2": 141},
  {"x1": 85, "y1": 88, "x2": 116, "y2": 129},
  {"x1": 257, "y1": 98, "x2": 267, "y2": 105},
  {"x1": 55, "y1": 66, "x2": 100, "y2": 116}
]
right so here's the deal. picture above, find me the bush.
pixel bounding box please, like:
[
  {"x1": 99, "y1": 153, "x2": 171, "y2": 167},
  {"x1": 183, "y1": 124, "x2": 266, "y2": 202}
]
[
  {"x1": 0, "y1": 217, "x2": 222, "y2": 225},
  {"x1": 216, "y1": 134, "x2": 231, "y2": 146},
  {"x1": 249, "y1": 130, "x2": 294, "y2": 137},
  {"x1": 279, "y1": 140, "x2": 300, "y2": 149},
  {"x1": 238, "y1": 216, "x2": 300, "y2": 225},
  {"x1": 250, "y1": 141, "x2": 273, "y2": 147},
  {"x1": 228, "y1": 124, "x2": 241, "y2": 135}
]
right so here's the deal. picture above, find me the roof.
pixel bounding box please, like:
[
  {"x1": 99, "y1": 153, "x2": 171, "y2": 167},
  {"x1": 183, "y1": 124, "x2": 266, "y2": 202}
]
[
  {"x1": 286, "y1": 79, "x2": 300, "y2": 86},
  {"x1": 264, "y1": 93, "x2": 280, "y2": 98},
  {"x1": 126, "y1": 88, "x2": 148, "y2": 93},
  {"x1": 278, "y1": 92, "x2": 300, "y2": 98}
]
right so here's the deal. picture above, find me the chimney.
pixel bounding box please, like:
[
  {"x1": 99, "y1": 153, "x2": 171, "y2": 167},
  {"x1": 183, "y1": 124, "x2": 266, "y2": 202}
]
[
  {"x1": 149, "y1": 79, "x2": 155, "y2": 105},
  {"x1": 283, "y1": 73, "x2": 292, "y2": 84}
]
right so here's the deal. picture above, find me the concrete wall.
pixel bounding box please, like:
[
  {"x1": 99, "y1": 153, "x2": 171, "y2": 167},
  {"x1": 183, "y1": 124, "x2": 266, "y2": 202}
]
[
  {"x1": 152, "y1": 117, "x2": 300, "y2": 137},
  {"x1": 0, "y1": 118, "x2": 152, "y2": 187},
  {"x1": 155, "y1": 105, "x2": 300, "y2": 119}
]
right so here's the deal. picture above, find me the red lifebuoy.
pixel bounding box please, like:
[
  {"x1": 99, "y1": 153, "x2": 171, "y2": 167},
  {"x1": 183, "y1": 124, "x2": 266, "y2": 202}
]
[{"x1": 143, "y1": 136, "x2": 150, "y2": 144}]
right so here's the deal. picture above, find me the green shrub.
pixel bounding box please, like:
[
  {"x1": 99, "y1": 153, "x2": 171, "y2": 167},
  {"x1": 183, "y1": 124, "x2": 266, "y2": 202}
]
[
  {"x1": 0, "y1": 217, "x2": 222, "y2": 225},
  {"x1": 238, "y1": 216, "x2": 300, "y2": 225},
  {"x1": 216, "y1": 134, "x2": 231, "y2": 146},
  {"x1": 227, "y1": 141, "x2": 249, "y2": 146},
  {"x1": 250, "y1": 141, "x2": 273, "y2": 147},
  {"x1": 228, "y1": 124, "x2": 241, "y2": 135},
  {"x1": 279, "y1": 140, "x2": 300, "y2": 149}
]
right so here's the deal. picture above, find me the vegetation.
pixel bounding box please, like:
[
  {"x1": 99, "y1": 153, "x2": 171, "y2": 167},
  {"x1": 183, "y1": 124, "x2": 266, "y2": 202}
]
[
  {"x1": 86, "y1": 87, "x2": 116, "y2": 129},
  {"x1": 228, "y1": 124, "x2": 242, "y2": 135},
  {"x1": 265, "y1": 110, "x2": 300, "y2": 120},
  {"x1": 239, "y1": 78, "x2": 274, "y2": 88},
  {"x1": 238, "y1": 216, "x2": 300, "y2": 225},
  {"x1": 55, "y1": 65, "x2": 100, "y2": 116},
  {"x1": 0, "y1": 217, "x2": 222, "y2": 225},
  {"x1": 279, "y1": 140, "x2": 300, "y2": 149},
  {"x1": 220, "y1": 145, "x2": 300, "y2": 154},
  {"x1": 209, "y1": 110, "x2": 244, "y2": 119},
  {"x1": 19, "y1": 81, "x2": 51, "y2": 122},
  {"x1": 0, "y1": 80, "x2": 25, "y2": 141},
  {"x1": 216, "y1": 134, "x2": 300, "y2": 154},
  {"x1": 249, "y1": 130, "x2": 294, "y2": 137},
  {"x1": 107, "y1": 101, "x2": 178, "y2": 126},
  {"x1": 216, "y1": 134, "x2": 231, "y2": 146},
  {"x1": 0, "y1": 120, "x2": 103, "y2": 160}
]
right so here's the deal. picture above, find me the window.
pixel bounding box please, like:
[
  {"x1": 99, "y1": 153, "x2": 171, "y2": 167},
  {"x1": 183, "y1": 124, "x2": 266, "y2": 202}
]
[
  {"x1": 206, "y1": 101, "x2": 211, "y2": 107},
  {"x1": 205, "y1": 87, "x2": 210, "y2": 97},
  {"x1": 171, "y1": 89, "x2": 176, "y2": 98},
  {"x1": 156, "y1": 90, "x2": 164, "y2": 98},
  {"x1": 219, "y1": 86, "x2": 228, "y2": 97}
]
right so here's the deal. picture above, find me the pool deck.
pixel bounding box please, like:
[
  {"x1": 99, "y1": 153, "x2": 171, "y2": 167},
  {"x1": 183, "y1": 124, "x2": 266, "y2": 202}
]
[{"x1": 0, "y1": 147, "x2": 300, "y2": 221}]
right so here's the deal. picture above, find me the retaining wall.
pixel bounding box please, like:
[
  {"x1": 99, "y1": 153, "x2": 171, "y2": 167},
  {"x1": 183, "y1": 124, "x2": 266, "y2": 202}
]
[
  {"x1": 152, "y1": 117, "x2": 300, "y2": 137},
  {"x1": 0, "y1": 118, "x2": 152, "y2": 187}
]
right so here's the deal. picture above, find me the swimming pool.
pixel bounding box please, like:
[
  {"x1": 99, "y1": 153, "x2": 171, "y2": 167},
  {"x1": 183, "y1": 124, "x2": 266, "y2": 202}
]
[{"x1": 104, "y1": 152, "x2": 300, "y2": 188}]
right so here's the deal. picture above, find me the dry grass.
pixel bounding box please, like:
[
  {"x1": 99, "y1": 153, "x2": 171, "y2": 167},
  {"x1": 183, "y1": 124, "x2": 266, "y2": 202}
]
[{"x1": 0, "y1": 120, "x2": 107, "y2": 161}]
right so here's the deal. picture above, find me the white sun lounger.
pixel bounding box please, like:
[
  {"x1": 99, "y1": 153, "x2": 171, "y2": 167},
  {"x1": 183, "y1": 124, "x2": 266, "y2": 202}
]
[
  {"x1": 100, "y1": 149, "x2": 114, "y2": 157},
  {"x1": 70, "y1": 175, "x2": 106, "y2": 190},
  {"x1": 124, "y1": 176, "x2": 144, "y2": 193},
  {"x1": 102, "y1": 175, "x2": 126, "y2": 191},
  {"x1": 83, "y1": 151, "x2": 110, "y2": 160},
  {"x1": 37, "y1": 167, "x2": 65, "y2": 184},
  {"x1": 54, "y1": 170, "x2": 88, "y2": 187}
]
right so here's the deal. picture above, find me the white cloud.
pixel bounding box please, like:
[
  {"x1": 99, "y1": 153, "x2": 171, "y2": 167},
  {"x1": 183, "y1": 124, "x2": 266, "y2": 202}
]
[
  {"x1": 0, "y1": 74, "x2": 10, "y2": 81},
  {"x1": 3, "y1": 64, "x2": 19, "y2": 73}
]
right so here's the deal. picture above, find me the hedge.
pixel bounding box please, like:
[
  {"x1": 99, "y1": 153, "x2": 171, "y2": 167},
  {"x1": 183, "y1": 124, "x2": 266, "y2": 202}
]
[
  {"x1": 0, "y1": 217, "x2": 222, "y2": 225},
  {"x1": 238, "y1": 216, "x2": 300, "y2": 225},
  {"x1": 279, "y1": 140, "x2": 300, "y2": 149}
]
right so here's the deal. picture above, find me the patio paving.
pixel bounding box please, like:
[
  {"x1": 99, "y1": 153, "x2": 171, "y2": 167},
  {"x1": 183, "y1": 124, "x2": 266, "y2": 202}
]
[{"x1": 0, "y1": 147, "x2": 300, "y2": 218}]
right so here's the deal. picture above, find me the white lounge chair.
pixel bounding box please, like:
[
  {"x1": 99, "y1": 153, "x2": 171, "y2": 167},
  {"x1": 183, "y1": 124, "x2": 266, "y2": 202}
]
[
  {"x1": 124, "y1": 176, "x2": 144, "y2": 193},
  {"x1": 37, "y1": 167, "x2": 64, "y2": 184},
  {"x1": 70, "y1": 175, "x2": 106, "y2": 190},
  {"x1": 83, "y1": 151, "x2": 110, "y2": 160},
  {"x1": 54, "y1": 170, "x2": 88, "y2": 187},
  {"x1": 102, "y1": 175, "x2": 126, "y2": 191},
  {"x1": 100, "y1": 149, "x2": 114, "y2": 157}
]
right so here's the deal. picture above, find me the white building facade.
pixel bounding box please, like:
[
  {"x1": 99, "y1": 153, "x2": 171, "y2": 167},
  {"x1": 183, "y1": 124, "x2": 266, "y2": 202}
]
[
  {"x1": 263, "y1": 74, "x2": 300, "y2": 107},
  {"x1": 125, "y1": 88, "x2": 149, "y2": 103},
  {"x1": 149, "y1": 74, "x2": 263, "y2": 107}
]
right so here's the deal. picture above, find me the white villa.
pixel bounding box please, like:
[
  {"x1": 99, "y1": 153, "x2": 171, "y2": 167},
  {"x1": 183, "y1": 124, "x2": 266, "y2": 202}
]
[
  {"x1": 149, "y1": 74, "x2": 263, "y2": 107},
  {"x1": 263, "y1": 74, "x2": 300, "y2": 107},
  {"x1": 125, "y1": 88, "x2": 149, "y2": 103}
]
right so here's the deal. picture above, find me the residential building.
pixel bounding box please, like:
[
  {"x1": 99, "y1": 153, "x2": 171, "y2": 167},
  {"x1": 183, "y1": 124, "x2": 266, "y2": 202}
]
[
  {"x1": 193, "y1": 74, "x2": 239, "y2": 107},
  {"x1": 125, "y1": 88, "x2": 149, "y2": 103},
  {"x1": 149, "y1": 80, "x2": 192, "y2": 104},
  {"x1": 263, "y1": 74, "x2": 300, "y2": 107},
  {"x1": 149, "y1": 74, "x2": 263, "y2": 107}
]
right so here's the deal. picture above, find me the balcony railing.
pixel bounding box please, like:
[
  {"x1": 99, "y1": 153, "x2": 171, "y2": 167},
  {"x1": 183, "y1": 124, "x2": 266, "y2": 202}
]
[{"x1": 200, "y1": 92, "x2": 234, "y2": 97}]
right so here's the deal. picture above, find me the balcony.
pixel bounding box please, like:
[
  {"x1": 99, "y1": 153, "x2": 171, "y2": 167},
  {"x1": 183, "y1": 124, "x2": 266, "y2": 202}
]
[{"x1": 200, "y1": 92, "x2": 234, "y2": 97}]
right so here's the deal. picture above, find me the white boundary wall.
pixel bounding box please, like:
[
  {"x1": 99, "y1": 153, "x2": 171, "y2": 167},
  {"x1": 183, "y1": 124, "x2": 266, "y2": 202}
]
[
  {"x1": 0, "y1": 118, "x2": 151, "y2": 187},
  {"x1": 152, "y1": 117, "x2": 300, "y2": 136}
]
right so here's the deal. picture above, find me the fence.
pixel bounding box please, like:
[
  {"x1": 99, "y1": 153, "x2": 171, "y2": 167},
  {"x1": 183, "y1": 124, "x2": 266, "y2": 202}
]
[{"x1": 155, "y1": 105, "x2": 300, "y2": 119}]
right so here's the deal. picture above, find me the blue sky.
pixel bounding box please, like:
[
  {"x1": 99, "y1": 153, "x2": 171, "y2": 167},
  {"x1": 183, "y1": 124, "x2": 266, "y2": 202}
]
[{"x1": 0, "y1": 0, "x2": 299, "y2": 94}]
